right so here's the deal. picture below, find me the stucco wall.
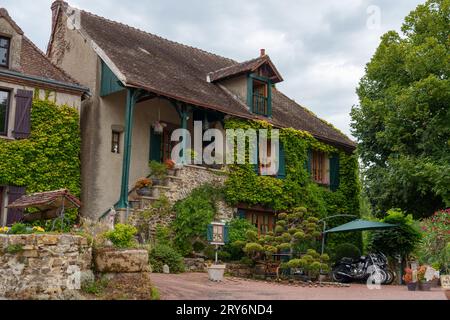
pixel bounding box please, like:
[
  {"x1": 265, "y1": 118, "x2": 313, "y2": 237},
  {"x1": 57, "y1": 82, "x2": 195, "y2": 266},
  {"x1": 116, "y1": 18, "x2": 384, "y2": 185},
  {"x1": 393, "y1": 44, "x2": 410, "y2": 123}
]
[
  {"x1": 0, "y1": 16, "x2": 22, "y2": 71},
  {"x1": 220, "y1": 75, "x2": 248, "y2": 105}
]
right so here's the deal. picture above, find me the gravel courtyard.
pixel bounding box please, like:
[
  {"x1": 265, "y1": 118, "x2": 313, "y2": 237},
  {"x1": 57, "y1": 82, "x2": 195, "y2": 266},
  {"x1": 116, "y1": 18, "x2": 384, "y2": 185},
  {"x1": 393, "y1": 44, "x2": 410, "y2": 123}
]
[{"x1": 151, "y1": 273, "x2": 447, "y2": 300}]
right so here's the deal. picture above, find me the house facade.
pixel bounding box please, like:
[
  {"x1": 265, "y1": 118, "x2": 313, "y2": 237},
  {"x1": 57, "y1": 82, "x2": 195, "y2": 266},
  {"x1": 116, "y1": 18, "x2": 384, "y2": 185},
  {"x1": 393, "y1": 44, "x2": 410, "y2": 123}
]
[
  {"x1": 47, "y1": 1, "x2": 357, "y2": 230},
  {"x1": 0, "y1": 8, "x2": 87, "y2": 226}
]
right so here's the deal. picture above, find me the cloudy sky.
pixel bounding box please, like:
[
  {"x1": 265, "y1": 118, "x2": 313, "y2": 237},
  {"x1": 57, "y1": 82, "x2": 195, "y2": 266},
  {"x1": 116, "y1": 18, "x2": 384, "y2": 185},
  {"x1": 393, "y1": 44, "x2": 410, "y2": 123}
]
[{"x1": 1, "y1": 0, "x2": 424, "y2": 137}]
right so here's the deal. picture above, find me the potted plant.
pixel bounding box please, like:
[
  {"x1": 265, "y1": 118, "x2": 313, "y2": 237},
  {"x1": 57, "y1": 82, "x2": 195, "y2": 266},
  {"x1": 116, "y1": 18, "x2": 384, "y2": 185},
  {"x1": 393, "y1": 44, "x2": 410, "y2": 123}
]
[
  {"x1": 403, "y1": 268, "x2": 417, "y2": 291},
  {"x1": 149, "y1": 161, "x2": 168, "y2": 185},
  {"x1": 164, "y1": 159, "x2": 177, "y2": 176},
  {"x1": 135, "y1": 177, "x2": 153, "y2": 196},
  {"x1": 417, "y1": 265, "x2": 432, "y2": 291}
]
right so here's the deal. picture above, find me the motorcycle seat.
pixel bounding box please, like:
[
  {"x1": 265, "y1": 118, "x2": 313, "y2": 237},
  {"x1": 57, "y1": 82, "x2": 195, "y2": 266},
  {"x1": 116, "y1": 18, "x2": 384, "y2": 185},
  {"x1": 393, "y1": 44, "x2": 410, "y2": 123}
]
[{"x1": 341, "y1": 257, "x2": 355, "y2": 264}]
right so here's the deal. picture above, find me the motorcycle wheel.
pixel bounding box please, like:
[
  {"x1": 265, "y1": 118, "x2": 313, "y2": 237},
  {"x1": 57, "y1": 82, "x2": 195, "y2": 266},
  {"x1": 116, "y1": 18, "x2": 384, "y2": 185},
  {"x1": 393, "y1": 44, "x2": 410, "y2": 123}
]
[
  {"x1": 332, "y1": 265, "x2": 351, "y2": 283},
  {"x1": 384, "y1": 269, "x2": 395, "y2": 285},
  {"x1": 367, "y1": 268, "x2": 387, "y2": 285}
]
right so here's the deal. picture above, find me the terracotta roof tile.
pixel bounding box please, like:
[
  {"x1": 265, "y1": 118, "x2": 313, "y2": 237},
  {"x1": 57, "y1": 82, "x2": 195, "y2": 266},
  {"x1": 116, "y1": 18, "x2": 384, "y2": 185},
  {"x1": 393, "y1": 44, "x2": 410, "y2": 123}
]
[{"x1": 20, "y1": 36, "x2": 80, "y2": 85}]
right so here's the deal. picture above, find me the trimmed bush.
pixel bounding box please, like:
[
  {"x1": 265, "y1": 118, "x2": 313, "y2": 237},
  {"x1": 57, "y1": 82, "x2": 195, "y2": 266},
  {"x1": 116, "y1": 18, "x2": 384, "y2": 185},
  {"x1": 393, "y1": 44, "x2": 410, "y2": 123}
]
[
  {"x1": 149, "y1": 244, "x2": 185, "y2": 273},
  {"x1": 104, "y1": 224, "x2": 137, "y2": 249},
  {"x1": 332, "y1": 243, "x2": 361, "y2": 262}
]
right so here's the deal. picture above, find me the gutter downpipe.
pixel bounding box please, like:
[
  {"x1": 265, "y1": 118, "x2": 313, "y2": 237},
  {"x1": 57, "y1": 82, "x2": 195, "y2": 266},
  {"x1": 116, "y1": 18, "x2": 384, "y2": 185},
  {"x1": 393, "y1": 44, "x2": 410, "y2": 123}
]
[{"x1": 117, "y1": 88, "x2": 137, "y2": 210}]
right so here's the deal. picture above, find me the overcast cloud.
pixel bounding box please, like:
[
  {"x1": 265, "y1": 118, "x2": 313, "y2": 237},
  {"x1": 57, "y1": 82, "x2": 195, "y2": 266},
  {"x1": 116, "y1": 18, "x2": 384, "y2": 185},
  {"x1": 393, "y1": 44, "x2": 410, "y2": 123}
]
[{"x1": 1, "y1": 0, "x2": 424, "y2": 137}]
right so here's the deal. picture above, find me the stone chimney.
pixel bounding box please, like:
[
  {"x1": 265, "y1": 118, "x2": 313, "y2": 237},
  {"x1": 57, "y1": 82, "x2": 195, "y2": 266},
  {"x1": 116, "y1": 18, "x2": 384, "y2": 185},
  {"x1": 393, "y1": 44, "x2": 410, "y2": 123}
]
[
  {"x1": 50, "y1": 1, "x2": 68, "y2": 31},
  {"x1": 47, "y1": 1, "x2": 69, "y2": 56},
  {"x1": 260, "y1": 49, "x2": 266, "y2": 57}
]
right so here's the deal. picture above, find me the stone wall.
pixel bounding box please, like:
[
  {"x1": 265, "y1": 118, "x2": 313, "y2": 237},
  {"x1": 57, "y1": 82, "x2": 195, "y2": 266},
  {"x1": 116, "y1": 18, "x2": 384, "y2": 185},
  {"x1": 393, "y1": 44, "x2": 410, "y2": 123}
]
[
  {"x1": 131, "y1": 165, "x2": 235, "y2": 240},
  {"x1": 184, "y1": 258, "x2": 207, "y2": 272},
  {"x1": 226, "y1": 263, "x2": 253, "y2": 278},
  {"x1": 0, "y1": 234, "x2": 92, "y2": 300}
]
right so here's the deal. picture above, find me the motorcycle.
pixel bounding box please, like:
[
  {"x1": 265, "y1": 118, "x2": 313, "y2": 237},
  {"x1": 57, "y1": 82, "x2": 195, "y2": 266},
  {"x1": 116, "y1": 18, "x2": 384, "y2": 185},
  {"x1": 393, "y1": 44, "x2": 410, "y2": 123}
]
[{"x1": 332, "y1": 252, "x2": 394, "y2": 284}]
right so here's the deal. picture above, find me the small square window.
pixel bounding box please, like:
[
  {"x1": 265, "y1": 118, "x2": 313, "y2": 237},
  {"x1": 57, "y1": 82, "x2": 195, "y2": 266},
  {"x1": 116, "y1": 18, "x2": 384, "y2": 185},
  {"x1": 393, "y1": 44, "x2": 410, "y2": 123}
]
[
  {"x1": 111, "y1": 131, "x2": 121, "y2": 153},
  {"x1": 0, "y1": 36, "x2": 10, "y2": 68}
]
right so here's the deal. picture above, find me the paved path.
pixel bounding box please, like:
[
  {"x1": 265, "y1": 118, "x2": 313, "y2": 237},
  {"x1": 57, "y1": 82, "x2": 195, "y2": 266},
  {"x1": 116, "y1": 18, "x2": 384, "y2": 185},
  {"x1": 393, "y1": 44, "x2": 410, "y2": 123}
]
[{"x1": 151, "y1": 273, "x2": 447, "y2": 300}]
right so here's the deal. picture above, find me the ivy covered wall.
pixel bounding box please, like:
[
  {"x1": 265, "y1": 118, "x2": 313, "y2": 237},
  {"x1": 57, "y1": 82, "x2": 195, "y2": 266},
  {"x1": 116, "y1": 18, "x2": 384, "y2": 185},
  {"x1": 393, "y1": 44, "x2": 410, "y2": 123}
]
[
  {"x1": 0, "y1": 99, "x2": 81, "y2": 207},
  {"x1": 223, "y1": 118, "x2": 362, "y2": 251}
]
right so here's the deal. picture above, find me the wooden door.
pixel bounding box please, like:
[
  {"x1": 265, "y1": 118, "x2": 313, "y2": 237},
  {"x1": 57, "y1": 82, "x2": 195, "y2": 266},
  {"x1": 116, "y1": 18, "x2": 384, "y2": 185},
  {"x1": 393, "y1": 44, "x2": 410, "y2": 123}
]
[{"x1": 246, "y1": 211, "x2": 276, "y2": 236}]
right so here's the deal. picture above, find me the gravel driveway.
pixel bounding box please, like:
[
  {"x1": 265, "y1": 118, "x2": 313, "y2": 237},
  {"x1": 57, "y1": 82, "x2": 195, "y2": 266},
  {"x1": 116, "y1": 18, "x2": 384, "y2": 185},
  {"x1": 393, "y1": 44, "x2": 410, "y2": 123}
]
[{"x1": 151, "y1": 273, "x2": 447, "y2": 300}]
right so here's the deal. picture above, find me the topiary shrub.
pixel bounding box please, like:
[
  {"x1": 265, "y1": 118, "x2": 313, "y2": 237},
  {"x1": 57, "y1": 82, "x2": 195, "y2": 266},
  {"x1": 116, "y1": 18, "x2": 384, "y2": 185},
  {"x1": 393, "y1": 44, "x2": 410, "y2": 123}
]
[
  {"x1": 331, "y1": 243, "x2": 361, "y2": 262},
  {"x1": 149, "y1": 244, "x2": 185, "y2": 273},
  {"x1": 104, "y1": 224, "x2": 138, "y2": 249}
]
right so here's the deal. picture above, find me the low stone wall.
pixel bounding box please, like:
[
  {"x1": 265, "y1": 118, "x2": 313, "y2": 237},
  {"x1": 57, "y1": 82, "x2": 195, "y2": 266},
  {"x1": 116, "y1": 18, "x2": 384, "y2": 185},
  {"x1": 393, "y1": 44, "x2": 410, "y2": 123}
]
[
  {"x1": 184, "y1": 258, "x2": 207, "y2": 272},
  {"x1": 0, "y1": 234, "x2": 92, "y2": 300},
  {"x1": 226, "y1": 262, "x2": 253, "y2": 278}
]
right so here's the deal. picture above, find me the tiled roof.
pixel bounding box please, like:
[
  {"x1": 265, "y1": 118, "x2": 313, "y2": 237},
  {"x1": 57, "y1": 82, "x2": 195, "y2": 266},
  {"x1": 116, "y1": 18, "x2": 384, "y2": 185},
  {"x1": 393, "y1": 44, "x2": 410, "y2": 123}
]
[
  {"x1": 7, "y1": 189, "x2": 81, "y2": 209},
  {"x1": 72, "y1": 6, "x2": 355, "y2": 149},
  {"x1": 0, "y1": 7, "x2": 84, "y2": 92},
  {"x1": 208, "y1": 55, "x2": 283, "y2": 83},
  {"x1": 20, "y1": 36, "x2": 81, "y2": 85}
]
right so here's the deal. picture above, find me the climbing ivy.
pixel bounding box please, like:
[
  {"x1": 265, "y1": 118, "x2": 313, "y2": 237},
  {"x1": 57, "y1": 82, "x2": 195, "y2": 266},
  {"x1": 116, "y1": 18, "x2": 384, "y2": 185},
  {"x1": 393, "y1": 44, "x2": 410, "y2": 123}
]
[
  {"x1": 223, "y1": 118, "x2": 362, "y2": 250},
  {"x1": 0, "y1": 99, "x2": 81, "y2": 225}
]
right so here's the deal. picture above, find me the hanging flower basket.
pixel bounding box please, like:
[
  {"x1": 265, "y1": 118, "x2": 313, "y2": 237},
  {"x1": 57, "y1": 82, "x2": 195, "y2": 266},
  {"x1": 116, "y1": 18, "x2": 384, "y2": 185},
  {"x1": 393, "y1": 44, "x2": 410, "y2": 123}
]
[{"x1": 152, "y1": 121, "x2": 166, "y2": 134}]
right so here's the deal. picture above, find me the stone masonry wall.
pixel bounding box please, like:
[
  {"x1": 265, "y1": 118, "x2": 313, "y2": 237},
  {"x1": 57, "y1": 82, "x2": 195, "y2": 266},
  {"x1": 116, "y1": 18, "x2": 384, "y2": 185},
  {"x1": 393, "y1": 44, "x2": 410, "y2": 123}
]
[
  {"x1": 131, "y1": 165, "x2": 235, "y2": 239},
  {"x1": 0, "y1": 234, "x2": 92, "y2": 300}
]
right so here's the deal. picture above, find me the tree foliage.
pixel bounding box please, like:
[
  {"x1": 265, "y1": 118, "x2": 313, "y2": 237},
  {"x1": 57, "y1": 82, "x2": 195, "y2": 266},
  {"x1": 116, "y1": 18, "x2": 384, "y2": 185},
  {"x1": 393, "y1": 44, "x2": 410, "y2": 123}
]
[
  {"x1": 351, "y1": 0, "x2": 450, "y2": 218},
  {"x1": 368, "y1": 209, "x2": 422, "y2": 258}
]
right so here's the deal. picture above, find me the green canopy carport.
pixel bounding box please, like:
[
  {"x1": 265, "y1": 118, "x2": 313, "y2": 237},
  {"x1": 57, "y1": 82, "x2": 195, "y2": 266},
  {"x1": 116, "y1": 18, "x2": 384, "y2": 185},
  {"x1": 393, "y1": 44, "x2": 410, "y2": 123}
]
[{"x1": 323, "y1": 219, "x2": 397, "y2": 234}]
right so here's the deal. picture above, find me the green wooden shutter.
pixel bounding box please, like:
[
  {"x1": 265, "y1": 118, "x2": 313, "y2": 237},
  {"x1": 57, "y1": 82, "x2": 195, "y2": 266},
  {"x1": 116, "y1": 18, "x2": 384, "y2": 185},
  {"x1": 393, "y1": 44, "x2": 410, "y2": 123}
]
[
  {"x1": 149, "y1": 128, "x2": 162, "y2": 162},
  {"x1": 330, "y1": 154, "x2": 340, "y2": 191},
  {"x1": 206, "y1": 224, "x2": 213, "y2": 242},
  {"x1": 253, "y1": 135, "x2": 259, "y2": 174},
  {"x1": 223, "y1": 225, "x2": 230, "y2": 244},
  {"x1": 277, "y1": 143, "x2": 286, "y2": 179}
]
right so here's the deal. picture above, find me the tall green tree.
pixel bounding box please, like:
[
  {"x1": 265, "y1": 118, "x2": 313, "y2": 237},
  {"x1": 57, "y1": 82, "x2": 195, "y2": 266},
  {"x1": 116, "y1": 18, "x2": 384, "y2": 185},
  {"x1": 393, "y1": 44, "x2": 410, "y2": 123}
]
[{"x1": 351, "y1": 0, "x2": 450, "y2": 218}]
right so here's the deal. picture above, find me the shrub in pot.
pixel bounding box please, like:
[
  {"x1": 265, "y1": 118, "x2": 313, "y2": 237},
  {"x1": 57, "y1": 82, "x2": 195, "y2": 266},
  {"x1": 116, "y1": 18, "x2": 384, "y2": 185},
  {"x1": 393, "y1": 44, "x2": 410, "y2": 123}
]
[
  {"x1": 403, "y1": 268, "x2": 417, "y2": 291},
  {"x1": 149, "y1": 161, "x2": 168, "y2": 185},
  {"x1": 135, "y1": 178, "x2": 153, "y2": 196}
]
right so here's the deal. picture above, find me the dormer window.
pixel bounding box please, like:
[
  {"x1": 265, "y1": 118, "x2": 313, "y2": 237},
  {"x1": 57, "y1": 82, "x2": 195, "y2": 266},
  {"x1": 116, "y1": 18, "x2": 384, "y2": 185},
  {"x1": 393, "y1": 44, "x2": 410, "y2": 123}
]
[
  {"x1": 247, "y1": 74, "x2": 272, "y2": 117},
  {"x1": 0, "y1": 36, "x2": 10, "y2": 68},
  {"x1": 252, "y1": 78, "x2": 269, "y2": 116}
]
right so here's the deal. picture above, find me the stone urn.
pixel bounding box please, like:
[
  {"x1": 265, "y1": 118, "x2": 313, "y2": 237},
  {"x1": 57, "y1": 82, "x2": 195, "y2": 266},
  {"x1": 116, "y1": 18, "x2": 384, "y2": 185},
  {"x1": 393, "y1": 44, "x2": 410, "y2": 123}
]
[
  {"x1": 208, "y1": 264, "x2": 226, "y2": 282},
  {"x1": 94, "y1": 247, "x2": 150, "y2": 273}
]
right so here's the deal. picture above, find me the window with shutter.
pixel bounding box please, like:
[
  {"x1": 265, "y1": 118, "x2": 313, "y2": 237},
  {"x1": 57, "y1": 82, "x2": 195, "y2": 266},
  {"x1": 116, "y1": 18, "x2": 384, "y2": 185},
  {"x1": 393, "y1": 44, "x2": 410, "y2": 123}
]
[
  {"x1": 13, "y1": 89, "x2": 33, "y2": 139},
  {"x1": 6, "y1": 186, "x2": 26, "y2": 226},
  {"x1": 310, "y1": 150, "x2": 330, "y2": 186},
  {"x1": 0, "y1": 90, "x2": 10, "y2": 136}
]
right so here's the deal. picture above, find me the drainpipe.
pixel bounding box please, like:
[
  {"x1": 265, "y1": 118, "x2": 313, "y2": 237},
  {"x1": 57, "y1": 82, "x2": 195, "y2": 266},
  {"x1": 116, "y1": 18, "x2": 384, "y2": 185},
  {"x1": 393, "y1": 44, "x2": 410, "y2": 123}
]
[
  {"x1": 117, "y1": 88, "x2": 137, "y2": 209},
  {"x1": 180, "y1": 104, "x2": 189, "y2": 165}
]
